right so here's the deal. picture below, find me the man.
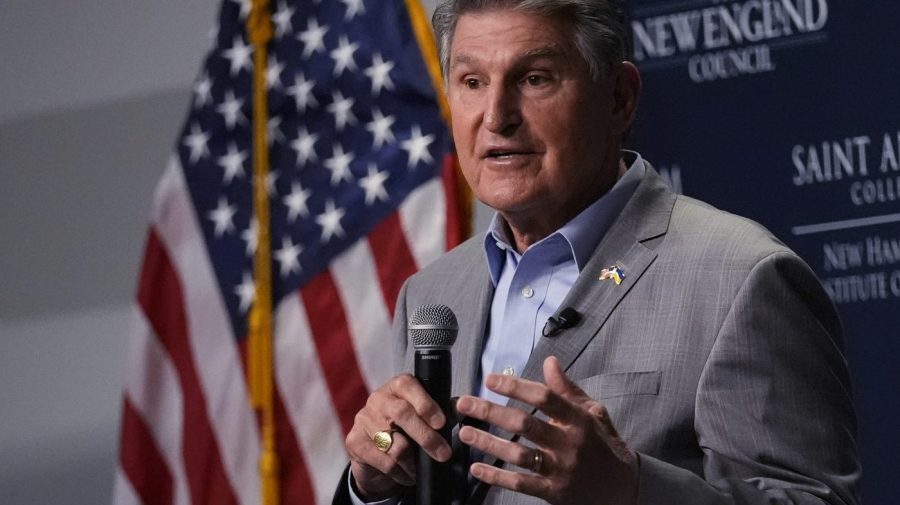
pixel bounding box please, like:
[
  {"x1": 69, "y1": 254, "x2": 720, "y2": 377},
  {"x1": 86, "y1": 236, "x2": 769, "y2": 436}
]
[{"x1": 335, "y1": 0, "x2": 861, "y2": 503}]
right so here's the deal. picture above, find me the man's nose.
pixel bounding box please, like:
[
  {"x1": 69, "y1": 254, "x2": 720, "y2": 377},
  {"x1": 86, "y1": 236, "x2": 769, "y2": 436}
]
[{"x1": 483, "y1": 85, "x2": 521, "y2": 134}]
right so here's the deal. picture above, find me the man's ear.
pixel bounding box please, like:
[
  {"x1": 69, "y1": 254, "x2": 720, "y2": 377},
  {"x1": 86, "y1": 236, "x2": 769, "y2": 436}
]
[{"x1": 610, "y1": 61, "x2": 641, "y2": 136}]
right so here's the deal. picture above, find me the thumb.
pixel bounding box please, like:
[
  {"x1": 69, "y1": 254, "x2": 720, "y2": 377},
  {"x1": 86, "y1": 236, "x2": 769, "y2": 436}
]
[{"x1": 543, "y1": 356, "x2": 592, "y2": 405}]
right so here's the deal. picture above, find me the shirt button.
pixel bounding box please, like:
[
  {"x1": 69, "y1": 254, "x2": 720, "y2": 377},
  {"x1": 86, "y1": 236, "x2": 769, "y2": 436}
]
[
  {"x1": 502, "y1": 366, "x2": 515, "y2": 376},
  {"x1": 522, "y1": 286, "x2": 534, "y2": 298}
]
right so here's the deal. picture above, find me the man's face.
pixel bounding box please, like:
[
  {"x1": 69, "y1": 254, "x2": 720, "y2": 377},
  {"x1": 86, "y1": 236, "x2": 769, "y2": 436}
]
[{"x1": 447, "y1": 10, "x2": 634, "y2": 229}]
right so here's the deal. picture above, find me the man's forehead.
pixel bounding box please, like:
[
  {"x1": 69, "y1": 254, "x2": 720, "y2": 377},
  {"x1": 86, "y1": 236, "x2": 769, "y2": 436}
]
[{"x1": 449, "y1": 11, "x2": 576, "y2": 66}]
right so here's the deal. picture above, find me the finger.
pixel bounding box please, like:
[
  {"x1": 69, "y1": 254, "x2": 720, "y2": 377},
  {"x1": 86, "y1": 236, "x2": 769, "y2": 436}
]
[
  {"x1": 347, "y1": 424, "x2": 415, "y2": 487},
  {"x1": 456, "y1": 396, "x2": 560, "y2": 447},
  {"x1": 387, "y1": 374, "x2": 446, "y2": 429},
  {"x1": 370, "y1": 389, "x2": 451, "y2": 462},
  {"x1": 483, "y1": 372, "x2": 583, "y2": 425},
  {"x1": 470, "y1": 462, "x2": 549, "y2": 500},
  {"x1": 543, "y1": 356, "x2": 592, "y2": 406},
  {"x1": 458, "y1": 425, "x2": 537, "y2": 471}
]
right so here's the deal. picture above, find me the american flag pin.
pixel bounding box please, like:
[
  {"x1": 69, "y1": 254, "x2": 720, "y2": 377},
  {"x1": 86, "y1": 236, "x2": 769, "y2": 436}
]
[{"x1": 599, "y1": 264, "x2": 625, "y2": 285}]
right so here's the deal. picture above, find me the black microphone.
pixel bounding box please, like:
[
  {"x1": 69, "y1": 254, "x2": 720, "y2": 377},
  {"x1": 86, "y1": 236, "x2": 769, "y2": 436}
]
[
  {"x1": 542, "y1": 307, "x2": 581, "y2": 337},
  {"x1": 409, "y1": 304, "x2": 458, "y2": 505}
]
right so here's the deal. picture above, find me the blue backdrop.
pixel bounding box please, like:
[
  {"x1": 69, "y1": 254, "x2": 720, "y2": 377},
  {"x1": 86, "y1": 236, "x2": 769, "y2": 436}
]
[{"x1": 625, "y1": 1, "x2": 900, "y2": 502}]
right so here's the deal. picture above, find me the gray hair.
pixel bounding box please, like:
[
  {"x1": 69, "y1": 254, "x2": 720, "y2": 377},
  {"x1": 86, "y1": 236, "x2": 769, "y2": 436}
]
[{"x1": 432, "y1": 0, "x2": 631, "y2": 82}]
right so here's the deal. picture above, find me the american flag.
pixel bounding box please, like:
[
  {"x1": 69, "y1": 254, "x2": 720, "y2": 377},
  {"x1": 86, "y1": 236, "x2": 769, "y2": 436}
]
[{"x1": 113, "y1": 0, "x2": 467, "y2": 503}]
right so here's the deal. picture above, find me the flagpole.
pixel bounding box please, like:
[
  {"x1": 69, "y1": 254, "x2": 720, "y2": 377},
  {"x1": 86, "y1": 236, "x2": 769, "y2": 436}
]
[{"x1": 246, "y1": 0, "x2": 279, "y2": 504}]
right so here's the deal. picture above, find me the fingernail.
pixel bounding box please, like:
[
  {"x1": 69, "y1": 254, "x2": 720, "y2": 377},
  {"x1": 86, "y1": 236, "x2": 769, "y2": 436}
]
[
  {"x1": 471, "y1": 464, "x2": 483, "y2": 478},
  {"x1": 437, "y1": 445, "x2": 452, "y2": 461},
  {"x1": 485, "y1": 374, "x2": 500, "y2": 389},
  {"x1": 459, "y1": 426, "x2": 474, "y2": 443},
  {"x1": 457, "y1": 396, "x2": 473, "y2": 413},
  {"x1": 430, "y1": 412, "x2": 445, "y2": 428}
]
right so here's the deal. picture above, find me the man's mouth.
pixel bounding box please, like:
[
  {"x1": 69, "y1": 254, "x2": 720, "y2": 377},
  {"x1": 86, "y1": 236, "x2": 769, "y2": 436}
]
[{"x1": 485, "y1": 149, "x2": 531, "y2": 159}]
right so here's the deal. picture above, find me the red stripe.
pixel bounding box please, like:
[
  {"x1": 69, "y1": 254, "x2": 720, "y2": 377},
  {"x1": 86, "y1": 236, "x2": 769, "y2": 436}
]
[
  {"x1": 367, "y1": 211, "x2": 420, "y2": 316},
  {"x1": 119, "y1": 398, "x2": 174, "y2": 505},
  {"x1": 441, "y1": 153, "x2": 470, "y2": 248},
  {"x1": 274, "y1": 385, "x2": 317, "y2": 503},
  {"x1": 138, "y1": 229, "x2": 239, "y2": 505},
  {"x1": 301, "y1": 273, "x2": 370, "y2": 435}
]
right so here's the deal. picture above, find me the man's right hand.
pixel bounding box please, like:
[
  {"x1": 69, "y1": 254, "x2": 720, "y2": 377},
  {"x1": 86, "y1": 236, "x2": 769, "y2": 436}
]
[{"x1": 345, "y1": 373, "x2": 453, "y2": 500}]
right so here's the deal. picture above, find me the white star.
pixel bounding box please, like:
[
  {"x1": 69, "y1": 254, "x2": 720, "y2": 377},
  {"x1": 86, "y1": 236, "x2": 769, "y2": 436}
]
[
  {"x1": 283, "y1": 182, "x2": 312, "y2": 222},
  {"x1": 340, "y1": 0, "x2": 366, "y2": 20},
  {"x1": 359, "y1": 163, "x2": 390, "y2": 205},
  {"x1": 208, "y1": 196, "x2": 237, "y2": 237},
  {"x1": 272, "y1": 1, "x2": 295, "y2": 38},
  {"x1": 183, "y1": 123, "x2": 211, "y2": 163},
  {"x1": 234, "y1": 271, "x2": 255, "y2": 313},
  {"x1": 267, "y1": 116, "x2": 285, "y2": 146},
  {"x1": 274, "y1": 235, "x2": 303, "y2": 277},
  {"x1": 233, "y1": 0, "x2": 251, "y2": 20},
  {"x1": 297, "y1": 18, "x2": 328, "y2": 58},
  {"x1": 265, "y1": 170, "x2": 280, "y2": 196},
  {"x1": 286, "y1": 73, "x2": 318, "y2": 112},
  {"x1": 366, "y1": 108, "x2": 396, "y2": 148},
  {"x1": 329, "y1": 36, "x2": 359, "y2": 76},
  {"x1": 327, "y1": 90, "x2": 358, "y2": 131},
  {"x1": 266, "y1": 55, "x2": 285, "y2": 90},
  {"x1": 241, "y1": 219, "x2": 258, "y2": 256},
  {"x1": 217, "y1": 142, "x2": 247, "y2": 184},
  {"x1": 401, "y1": 125, "x2": 435, "y2": 168},
  {"x1": 193, "y1": 72, "x2": 213, "y2": 108},
  {"x1": 364, "y1": 53, "x2": 395, "y2": 94},
  {"x1": 324, "y1": 144, "x2": 355, "y2": 186},
  {"x1": 316, "y1": 200, "x2": 346, "y2": 243},
  {"x1": 291, "y1": 126, "x2": 319, "y2": 166},
  {"x1": 223, "y1": 35, "x2": 253, "y2": 76},
  {"x1": 217, "y1": 90, "x2": 247, "y2": 130}
]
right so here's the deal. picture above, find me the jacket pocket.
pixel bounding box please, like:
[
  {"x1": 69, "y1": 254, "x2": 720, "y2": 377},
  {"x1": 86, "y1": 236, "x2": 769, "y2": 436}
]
[{"x1": 576, "y1": 370, "x2": 661, "y2": 399}]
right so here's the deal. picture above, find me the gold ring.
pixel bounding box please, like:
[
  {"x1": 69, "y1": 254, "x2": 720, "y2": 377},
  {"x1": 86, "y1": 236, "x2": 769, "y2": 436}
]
[
  {"x1": 530, "y1": 450, "x2": 544, "y2": 473},
  {"x1": 373, "y1": 430, "x2": 394, "y2": 453}
]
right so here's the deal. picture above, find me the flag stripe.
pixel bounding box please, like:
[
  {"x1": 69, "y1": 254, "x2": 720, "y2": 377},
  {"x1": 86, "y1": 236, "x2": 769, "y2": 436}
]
[
  {"x1": 399, "y1": 177, "x2": 448, "y2": 270},
  {"x1": 331, "y1": 239, "x2": 395, "y2": 390},
  {"x1": 138, "y1": 229, "x2": 239, "y2": 505},
  {"x1": 113, "y1": 467, "x2": 142, "y2": 505},
  {"x1": 273, "y1": 386, "x2": 318, "y2": 505},
  {"x1": 275, "y1": 295, "x2": 348, "y2": 505},
  {"x1": 119, "y1": 398, "x2": 174, "y2": 505},
  {"x1": 367, "y1": 212, "x2": 420, "y2": 317},
  {"x1": 301, "y1": 272, "x2": 370, "y2": 435},
  {"x1": 123, "y1": 306, "x2": 190, "y2": 505},
  {"x1": 440, "y1": 154, "x2": 469, "y2": 248},
  {"x1": 152, "y1": 160, "x2": 261, "y2": 505}
]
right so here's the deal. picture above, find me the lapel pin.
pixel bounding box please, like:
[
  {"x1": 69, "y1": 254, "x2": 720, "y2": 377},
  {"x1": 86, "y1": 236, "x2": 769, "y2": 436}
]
[{"x1": 599, "y1": 263, "x2": 625, "y2": 285}]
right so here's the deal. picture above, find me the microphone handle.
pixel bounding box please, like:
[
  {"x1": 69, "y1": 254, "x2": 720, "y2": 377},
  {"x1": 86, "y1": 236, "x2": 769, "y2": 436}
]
[{"x1": 415, "y1": 348, "x2": 452, "y2": 505}]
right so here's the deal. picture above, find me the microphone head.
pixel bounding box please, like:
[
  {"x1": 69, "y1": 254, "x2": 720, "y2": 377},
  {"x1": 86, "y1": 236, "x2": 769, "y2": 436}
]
[{"x1": 408, "y1": 304, "x2": 458, "y2": 348}]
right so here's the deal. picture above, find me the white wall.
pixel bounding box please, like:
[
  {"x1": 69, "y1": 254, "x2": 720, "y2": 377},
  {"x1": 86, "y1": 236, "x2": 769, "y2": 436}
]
[{"x1": 0, "y1": 0, "x2": 483, "y2": 503}]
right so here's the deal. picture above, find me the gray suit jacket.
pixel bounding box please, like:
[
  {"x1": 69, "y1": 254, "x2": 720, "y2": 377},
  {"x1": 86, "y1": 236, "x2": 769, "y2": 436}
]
[{"x1": 389, "y1": 166, "x2": 860, "y2": 505}]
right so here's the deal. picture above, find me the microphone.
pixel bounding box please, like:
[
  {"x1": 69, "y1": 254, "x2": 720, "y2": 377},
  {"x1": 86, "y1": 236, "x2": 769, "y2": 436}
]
[
  {"x1": 542, "y1": 307, "x2": 581, "y2": 337},
  {"x1": 408, "y1": 304, "x2": 458, "y2": 505}
]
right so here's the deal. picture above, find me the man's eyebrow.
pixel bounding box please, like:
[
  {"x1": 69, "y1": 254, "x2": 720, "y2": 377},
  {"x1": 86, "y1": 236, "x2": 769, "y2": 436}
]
[{"x1": 450, "y1": 45, "x2": 567, "y2": 71}]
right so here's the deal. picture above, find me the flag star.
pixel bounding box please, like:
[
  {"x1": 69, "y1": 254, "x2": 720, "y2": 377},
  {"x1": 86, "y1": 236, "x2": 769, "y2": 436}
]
[
  {"x1": 265, "y1": 171, "x2": 280, "y2": 196},
  {"x1": 233, "y1": 0, "x2": 251, "y2": 20},
  {"x1": 327, "y1": 90, "x2": 358, "y2": 131},
  {"x1": 291, "y1": 126, "x2": 319, "y2": 166},
  {"x1": 183, "y1": 123, "x2": 211, "y2": 163},
  {"x1": 274, "y1": 235, "x2": 303, "y2": 277},
  {"x1": 217, "y1": 89, "x2": 247, "y2": 130},
  {"x1": 283, "y1": 182, "x2": 312, "y2": 222},
  {"x1": 329, "y1": 36, "x2": 359, "y2": 76},
  {"x1": 193, "y1": 72, "x2": 213, "y2": 108},
  {"x1": 316, "y1": 200, "x2": 346, "y2": 243},
  {"x1": 401, "y1": 125, "x2": 435, "y2": 168},
  {"x1": 286, "y1": 73, "x2": 318, "y2": 112},
  {"x1": 266, "y1": 55, "x2": 285, "y2": 90},
  {"x1": 340, "y1": 0, "x2": 366, "y2": 20},
  {"x1": 217, "y1": 142, "x2": 247, "y2": 184},
  {"x1": 324, "y1": 144, "x2": 355, "y2": 186},
  {"x1": 223, "y1": 35, "x2": 253, "y2": 76},
  {"x1": 364, "y1": 53, "x2": 395, "y2": 94},
  {"x1": 234, "y1": 271, "x2": 255, "y2": 313},
  {"x1": 366, "y1": 108, "x2": 396, "y2": 148},
  {"x1": 359, "y1": 163, "x2": 390, "y2": 205},
  {"x1": 297, "y1": 18, "x2": 328, "y2": 58},
  {"x1": 208, "y1": 196, "x2": 237, "y2": 237},
  {"x1": 272, "y1": 1, "x2": 295, "y2": 38},
  {"x1": 267, "y1": 116, "x2": 285, "y2": 146},
  {"x1": 241, "y1": 218, "x2": 258, "y2": 256}
]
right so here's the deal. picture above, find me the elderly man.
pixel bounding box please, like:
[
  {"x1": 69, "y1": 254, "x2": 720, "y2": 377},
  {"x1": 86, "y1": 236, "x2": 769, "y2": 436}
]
[{"x1": 335, "y1": 0, "x2": 861, "y2": 504}]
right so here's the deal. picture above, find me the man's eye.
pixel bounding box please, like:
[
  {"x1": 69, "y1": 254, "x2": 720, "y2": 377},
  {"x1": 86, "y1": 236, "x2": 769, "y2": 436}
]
[
  {"x1": 464, "y1": 78, "x2": 480, "y2": 89},
  {"x1": 525, "y1": 74, "x2": 548, "y2": 86}
]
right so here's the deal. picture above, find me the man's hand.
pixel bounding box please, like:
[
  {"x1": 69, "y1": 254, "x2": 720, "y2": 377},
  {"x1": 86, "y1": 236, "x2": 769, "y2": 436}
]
[
  {"x1": 456, "y1": 356, "x2": 639, "y2": 505},
  {"x1": 345, "y1": 373, "x2": 452, "y2": 500}
]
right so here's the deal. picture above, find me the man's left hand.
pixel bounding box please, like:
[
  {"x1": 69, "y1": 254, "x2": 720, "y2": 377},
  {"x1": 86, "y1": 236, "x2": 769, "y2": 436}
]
[{"x1": 456, "y1": 356, "x2": 639, "y2": 505}]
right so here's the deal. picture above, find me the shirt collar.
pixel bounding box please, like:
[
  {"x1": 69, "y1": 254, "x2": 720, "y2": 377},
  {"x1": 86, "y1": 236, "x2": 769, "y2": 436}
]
[{"x1": 482, "y1": 150, "x2": 646, "y2": 285}]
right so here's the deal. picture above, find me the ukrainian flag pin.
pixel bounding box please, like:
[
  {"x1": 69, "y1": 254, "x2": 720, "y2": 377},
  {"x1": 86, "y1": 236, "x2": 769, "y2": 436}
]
[{"x1": 599, "y1": 263, "x2": 625, "y2": 285}]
